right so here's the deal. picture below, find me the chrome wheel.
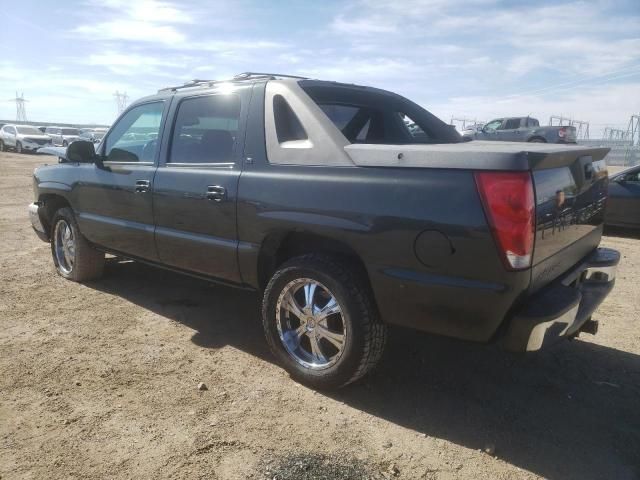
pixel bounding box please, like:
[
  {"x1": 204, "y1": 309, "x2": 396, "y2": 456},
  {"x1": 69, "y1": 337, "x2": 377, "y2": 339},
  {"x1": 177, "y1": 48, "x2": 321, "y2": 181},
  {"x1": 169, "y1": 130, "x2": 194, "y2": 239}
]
[
  {"x1": 276, "y1": 278, "x2": 346, "y2": 370},
  {"x1": 54, "y1": 219, "x2": 75, "y2": 275}
]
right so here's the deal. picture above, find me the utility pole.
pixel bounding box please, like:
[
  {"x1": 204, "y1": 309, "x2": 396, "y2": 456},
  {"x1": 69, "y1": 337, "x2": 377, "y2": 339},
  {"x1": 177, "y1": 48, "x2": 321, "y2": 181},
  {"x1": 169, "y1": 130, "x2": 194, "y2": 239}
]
[{"x1": 113, "y1": 91, "x2": 129, "y2": 115}]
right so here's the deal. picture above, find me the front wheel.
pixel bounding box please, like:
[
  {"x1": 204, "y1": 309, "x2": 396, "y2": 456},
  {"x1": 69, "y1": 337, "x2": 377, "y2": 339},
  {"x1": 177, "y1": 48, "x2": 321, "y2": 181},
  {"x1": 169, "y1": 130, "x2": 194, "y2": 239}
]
[
  {"x1": 262, "y1": 254, "x2": 387, "y2": 389},
  {"x1": 16, "y1": 141, "x2": 23, "y2": 153},
  {"x1": 51, "y1": 207, "x2": 105, "y2": 281}
]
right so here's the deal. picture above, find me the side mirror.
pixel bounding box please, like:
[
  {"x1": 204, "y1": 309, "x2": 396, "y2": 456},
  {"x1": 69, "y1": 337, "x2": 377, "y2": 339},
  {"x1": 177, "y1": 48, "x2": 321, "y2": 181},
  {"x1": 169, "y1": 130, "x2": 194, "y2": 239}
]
[{"x1": 66, "y1": 140, "x2": 97, "y2": 163}]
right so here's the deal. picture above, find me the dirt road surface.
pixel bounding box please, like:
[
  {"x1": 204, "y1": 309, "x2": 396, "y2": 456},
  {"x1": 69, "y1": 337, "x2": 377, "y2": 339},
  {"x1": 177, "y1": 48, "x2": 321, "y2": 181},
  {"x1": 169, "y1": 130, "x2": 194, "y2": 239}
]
[{"x1": 1, "y1": 151, "x2": 638, "y2": 479}]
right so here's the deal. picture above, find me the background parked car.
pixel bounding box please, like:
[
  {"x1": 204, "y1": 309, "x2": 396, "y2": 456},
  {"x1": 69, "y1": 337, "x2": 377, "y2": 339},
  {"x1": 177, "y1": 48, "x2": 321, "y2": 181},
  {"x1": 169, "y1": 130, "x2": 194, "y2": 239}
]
[
  {"x1": 78, "y1": 128, "x2": 108, "y2": 145},
  {"x1": 45, "y1": 126, "x2": 80, "y2": 146},
  {"x1": 607, "y1": 164, "x2": 640, "y2": 229},
  {"x1": 0, "y1": 124, "x2": 52, "y2": 153},
  {"x1": 462, "y1": 117, "x2": 577, "y2": 143}
]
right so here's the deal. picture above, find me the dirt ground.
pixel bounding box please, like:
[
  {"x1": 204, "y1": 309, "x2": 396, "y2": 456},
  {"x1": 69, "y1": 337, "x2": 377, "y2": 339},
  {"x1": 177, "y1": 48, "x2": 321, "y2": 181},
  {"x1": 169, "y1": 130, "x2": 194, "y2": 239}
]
[{"x1": 0, "y1": 151, "x2": 638, "y2": 480}]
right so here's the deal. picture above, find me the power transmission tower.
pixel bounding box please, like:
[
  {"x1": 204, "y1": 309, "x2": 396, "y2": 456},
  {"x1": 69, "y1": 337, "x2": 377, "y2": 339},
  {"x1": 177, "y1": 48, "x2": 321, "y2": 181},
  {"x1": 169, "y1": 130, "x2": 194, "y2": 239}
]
[
  {"x1": 549, "y1": 115, "x2": 589, "y2": 140},
  {"x1": 626, "y1": 114, "x2": 640, "y2": 146},
  {"x1": 9, "y1": 92, "x2": 28, "y2": 122},
  {"x1": 113, "y1": 91, "x2": 129, "y2": 115},
  {"x1": 603, "y1": 127, "x2": 626, "y2": 141},
  {"x1": 450, "y1": 116, "x2": 486, "y2": 131}
]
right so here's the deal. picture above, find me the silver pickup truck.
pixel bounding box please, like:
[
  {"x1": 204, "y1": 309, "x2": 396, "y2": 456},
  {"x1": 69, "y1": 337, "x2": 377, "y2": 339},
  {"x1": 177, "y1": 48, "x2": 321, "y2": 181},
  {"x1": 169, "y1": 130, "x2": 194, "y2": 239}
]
[{"x1": 463, "y1": 117, "x2": 577, "y2": 144}]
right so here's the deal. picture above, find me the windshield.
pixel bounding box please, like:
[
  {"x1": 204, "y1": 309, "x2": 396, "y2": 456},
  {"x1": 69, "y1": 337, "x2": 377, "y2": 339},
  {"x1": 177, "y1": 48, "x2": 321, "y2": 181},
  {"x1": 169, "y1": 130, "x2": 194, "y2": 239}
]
[
  {"x1": 16, "y1": 126, "x2": 43, "y2": 135},
  {"x1": 62, "y1": 128, "x2": 79, "y2": 135}
]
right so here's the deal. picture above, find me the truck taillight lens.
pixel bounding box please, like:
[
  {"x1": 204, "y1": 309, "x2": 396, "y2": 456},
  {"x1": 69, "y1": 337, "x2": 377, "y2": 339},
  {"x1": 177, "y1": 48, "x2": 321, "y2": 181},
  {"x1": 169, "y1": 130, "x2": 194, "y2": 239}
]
[
  {"x1": 558, "y1": 127, "x2": 567, "y2": 138},
  {"x1": 475, "y1": 171, "x2": 535, "y2": 270}
]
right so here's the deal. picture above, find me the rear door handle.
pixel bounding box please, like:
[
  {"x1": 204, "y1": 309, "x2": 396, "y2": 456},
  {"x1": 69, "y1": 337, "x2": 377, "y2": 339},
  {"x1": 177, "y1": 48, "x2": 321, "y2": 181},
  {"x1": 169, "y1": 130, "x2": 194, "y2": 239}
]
[
  {"x1": 206, "y1": 185, "x2": 226, "y2": 202},
  {"x1": 135, "y1": 180, "x2": 150, "y2": 193}
]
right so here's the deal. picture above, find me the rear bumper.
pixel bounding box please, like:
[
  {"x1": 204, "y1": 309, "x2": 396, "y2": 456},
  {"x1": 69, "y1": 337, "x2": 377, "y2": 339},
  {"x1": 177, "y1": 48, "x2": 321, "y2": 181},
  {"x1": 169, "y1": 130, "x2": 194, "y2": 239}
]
[{"x1": 502, "y1": 247, "x2": 619, "y2": 352}]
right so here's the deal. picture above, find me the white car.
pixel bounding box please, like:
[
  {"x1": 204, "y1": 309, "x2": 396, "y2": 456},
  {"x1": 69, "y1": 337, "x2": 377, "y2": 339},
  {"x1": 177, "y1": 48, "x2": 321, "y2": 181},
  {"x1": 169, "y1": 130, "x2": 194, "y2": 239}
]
[
  {"x1": 0, "y1": 124, "x2": 52, "y2": 153},
  {"x1": 45, "y1": 126, "x2": 81, "y2": 147}
]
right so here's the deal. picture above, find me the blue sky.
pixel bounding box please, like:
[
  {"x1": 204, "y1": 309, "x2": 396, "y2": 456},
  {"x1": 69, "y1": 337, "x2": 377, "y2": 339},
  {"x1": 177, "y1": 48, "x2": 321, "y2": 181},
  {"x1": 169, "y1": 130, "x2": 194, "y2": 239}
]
[{"x1": 0, "y1": 0, "x2": 638, "y2": 136}]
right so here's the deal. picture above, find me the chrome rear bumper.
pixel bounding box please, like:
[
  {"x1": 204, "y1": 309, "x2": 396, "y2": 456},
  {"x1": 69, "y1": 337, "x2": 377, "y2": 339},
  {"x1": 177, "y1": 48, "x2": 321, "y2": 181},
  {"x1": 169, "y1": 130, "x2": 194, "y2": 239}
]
[{"x1": 503, "y1": 247, "x2": 620, "y2": 352}]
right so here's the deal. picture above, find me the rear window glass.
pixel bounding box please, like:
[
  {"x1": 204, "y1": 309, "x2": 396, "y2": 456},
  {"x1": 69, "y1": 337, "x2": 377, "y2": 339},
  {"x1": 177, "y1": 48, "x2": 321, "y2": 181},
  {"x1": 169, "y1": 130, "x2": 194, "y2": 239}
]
[{"x1": 299, "y1": 81, "x2": 460, "y2": 145}]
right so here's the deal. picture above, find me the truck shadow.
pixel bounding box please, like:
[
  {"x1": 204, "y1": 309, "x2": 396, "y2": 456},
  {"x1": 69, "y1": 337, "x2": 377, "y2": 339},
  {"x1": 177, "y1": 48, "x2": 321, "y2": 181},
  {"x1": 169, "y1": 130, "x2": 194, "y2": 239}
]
[{"x1": 92, "y1": 259, "x2": 640, "y2": 480}]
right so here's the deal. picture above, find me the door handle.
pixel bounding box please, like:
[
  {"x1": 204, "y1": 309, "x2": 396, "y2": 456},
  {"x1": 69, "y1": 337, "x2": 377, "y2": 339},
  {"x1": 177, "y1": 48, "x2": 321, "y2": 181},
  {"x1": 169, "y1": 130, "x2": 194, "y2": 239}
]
[
  {"x1": 135, "y1": 180, "x2": 150, "y2": 193},
  {"x1": 206, "y1": 185, "x2": 226, "y2": 202}
]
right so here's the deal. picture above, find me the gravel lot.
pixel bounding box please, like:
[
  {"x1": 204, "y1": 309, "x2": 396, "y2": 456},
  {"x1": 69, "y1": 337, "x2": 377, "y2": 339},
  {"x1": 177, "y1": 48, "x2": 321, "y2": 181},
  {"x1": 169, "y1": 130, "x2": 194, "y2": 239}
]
[{"x1": 1, "y1": 151, "x2": 638, "y2": 480}]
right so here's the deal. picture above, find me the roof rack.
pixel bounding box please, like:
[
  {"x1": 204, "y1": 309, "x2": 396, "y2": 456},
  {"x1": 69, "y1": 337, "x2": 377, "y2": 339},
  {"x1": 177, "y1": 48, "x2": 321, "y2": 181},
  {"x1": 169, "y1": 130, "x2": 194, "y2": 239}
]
[
  {"x1": 233, "y1": 72, "x2": 309, "y2": 81},
  {"x1": 157, "y1": 72, "x2": 308, "y2": 93},
  {"x1": 157, "y1": 79, "x2": 217, "y2": 93}
]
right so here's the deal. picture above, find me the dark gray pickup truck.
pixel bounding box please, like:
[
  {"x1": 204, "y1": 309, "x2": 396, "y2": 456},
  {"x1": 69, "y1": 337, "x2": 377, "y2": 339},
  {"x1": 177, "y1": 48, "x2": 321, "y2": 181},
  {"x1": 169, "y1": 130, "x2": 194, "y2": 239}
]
[
  {"x1": 29, "y1": 73, "x2": 619, "y2": 389},
  {"x1": 463, "y1": 116, "x2": 577, "y2": 143}
]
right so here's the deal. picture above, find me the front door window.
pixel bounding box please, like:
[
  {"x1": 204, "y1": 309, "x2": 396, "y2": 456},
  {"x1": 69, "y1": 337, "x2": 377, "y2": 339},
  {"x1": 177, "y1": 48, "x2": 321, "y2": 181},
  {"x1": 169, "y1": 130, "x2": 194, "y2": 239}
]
[{"x1": 104, "y1": 102, "x2": 164, "y2": 163}]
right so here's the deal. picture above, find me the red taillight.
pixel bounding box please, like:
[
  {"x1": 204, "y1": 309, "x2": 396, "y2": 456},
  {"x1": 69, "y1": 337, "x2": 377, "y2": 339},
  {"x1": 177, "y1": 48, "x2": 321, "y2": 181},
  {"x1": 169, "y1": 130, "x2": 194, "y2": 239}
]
[
  {"x1": 558, "y1": 127, "x2": 567, "y2": 138},
  {"x1": 474, "y1": 171, "x2": 535, "y2": 270}
]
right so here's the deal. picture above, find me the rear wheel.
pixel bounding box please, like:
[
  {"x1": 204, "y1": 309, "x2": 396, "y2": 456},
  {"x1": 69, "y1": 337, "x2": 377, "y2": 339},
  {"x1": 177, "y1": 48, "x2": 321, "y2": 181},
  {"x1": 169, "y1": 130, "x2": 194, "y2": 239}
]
[
  {"x1": 51, "y1": 207, "x2": 104, "y2": 282},
  {"x1": 528, "y1": 137, "x2": 546, "y2": 143},
  {"x1": 16, "y1": 141, "x2": 23, "y2": 153},
  {"x1": 262, "y1": 254, "x2": 387, "y2": 389}
]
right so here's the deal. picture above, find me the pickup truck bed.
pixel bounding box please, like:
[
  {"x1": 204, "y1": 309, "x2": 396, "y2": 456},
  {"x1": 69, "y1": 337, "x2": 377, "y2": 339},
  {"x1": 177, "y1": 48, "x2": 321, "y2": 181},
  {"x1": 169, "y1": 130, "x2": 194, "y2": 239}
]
[{"x1": 29, "y1": 74, "x2": 619, "y2": 389}]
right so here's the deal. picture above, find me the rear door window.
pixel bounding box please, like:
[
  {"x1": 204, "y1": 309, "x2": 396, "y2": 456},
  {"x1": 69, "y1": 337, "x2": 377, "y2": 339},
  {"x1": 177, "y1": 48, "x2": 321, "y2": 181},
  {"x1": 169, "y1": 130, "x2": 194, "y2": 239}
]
[
  {"x1": 502, "y1": 119, "x2": 521, "y2": 130},
  {"x1": 169, "y1": 94, "x2": 240, "y2": 164}
]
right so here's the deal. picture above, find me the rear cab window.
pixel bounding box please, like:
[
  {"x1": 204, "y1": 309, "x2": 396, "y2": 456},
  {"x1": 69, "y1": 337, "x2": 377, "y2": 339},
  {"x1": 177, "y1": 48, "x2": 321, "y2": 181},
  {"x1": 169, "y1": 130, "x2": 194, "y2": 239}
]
[{"x1": 299, "y1": 81, "x2": 460, "y2": 145}]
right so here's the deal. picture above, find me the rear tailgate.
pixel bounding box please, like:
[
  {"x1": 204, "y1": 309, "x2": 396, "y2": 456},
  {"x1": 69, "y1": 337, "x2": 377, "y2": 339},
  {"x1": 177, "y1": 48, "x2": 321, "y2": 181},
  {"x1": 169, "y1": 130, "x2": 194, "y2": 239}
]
[{"x1": 530, "y1": 147, "x2": 609, "y2": 292}]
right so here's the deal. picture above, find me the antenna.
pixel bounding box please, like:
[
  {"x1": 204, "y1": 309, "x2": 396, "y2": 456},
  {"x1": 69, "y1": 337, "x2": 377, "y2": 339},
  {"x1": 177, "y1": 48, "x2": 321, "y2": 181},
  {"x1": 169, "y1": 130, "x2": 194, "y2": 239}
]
[
  {"x1": 113, "y1": 91, "x2": 129, "y2": 115},
  {"x1": 8, "y1": 92, "x2": 28, "y2": 122}
]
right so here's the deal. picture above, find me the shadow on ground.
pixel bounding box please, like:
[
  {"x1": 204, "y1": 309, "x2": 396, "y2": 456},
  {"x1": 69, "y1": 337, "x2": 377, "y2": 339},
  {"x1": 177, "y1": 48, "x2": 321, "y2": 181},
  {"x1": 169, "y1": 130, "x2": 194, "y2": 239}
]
[
  {"x1": 604, "y1": 226, "x2": 640, "y2": 240},
  {"x1": 90, "y1": 260, "x2": 640, "y2": 480}
]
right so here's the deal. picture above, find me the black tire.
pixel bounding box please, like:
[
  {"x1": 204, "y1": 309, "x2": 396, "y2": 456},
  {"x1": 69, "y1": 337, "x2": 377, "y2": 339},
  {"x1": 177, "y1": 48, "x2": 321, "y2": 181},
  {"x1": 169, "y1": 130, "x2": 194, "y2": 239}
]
[
  {"x1": 0, "y1": 140, "x2": 4, "y2": 152},
  {"x1": 50, "y1": 207, "x2": 104, "y2": 282},
  {"x1": 262, "y1": 254, "x2": 387, "y2": 389},
  {"x1": 16, "y1": 141, "x2": 23, "y2": 153},
  {"x1": 528, "y1": 137, "x2": 546, "y2": 143}
]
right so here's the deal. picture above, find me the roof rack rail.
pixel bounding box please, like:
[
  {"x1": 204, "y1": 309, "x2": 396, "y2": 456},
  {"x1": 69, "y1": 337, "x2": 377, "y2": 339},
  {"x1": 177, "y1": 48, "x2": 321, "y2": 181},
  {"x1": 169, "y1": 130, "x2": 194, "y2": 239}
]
[
  {"x1": 157, "y1": 72, "x2": 308, "y2": 93},
  {"x1": 157, "y1": 79, "x2": 217, "y2": 93},
  {"x1": 233, "y1": 72, "x2": 308, "y2": 80}
]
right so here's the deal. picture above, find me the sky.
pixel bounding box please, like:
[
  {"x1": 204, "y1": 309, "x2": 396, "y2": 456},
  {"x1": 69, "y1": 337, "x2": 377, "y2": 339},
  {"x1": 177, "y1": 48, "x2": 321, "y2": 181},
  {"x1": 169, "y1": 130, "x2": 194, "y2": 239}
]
[{"x1": 0, "y1": 0, "x2": 639, "y2": 136}]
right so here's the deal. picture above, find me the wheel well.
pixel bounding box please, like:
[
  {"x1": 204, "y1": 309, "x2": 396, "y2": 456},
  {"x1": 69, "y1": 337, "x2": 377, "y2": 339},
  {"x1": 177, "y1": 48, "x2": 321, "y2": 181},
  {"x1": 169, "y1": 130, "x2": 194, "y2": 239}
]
[
  {"x1": 257, "y1": 232, "x2": 371, "y2": 292},
  {"x1": 39, "y1": 194, "x2": 71, "y2": 234}
]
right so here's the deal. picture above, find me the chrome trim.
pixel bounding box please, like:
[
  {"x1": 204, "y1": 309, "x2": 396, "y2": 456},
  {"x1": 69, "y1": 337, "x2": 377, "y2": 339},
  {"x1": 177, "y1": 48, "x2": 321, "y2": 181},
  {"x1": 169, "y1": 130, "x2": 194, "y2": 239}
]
[
  {"x1": 28, "y1": 203, "x2": 45, "y2": 234},
  {"x1": 584, "y1": 265, "x2": 616, "y2": 282},
  {"x1": 165, "y1": 162, "x2": 235, "y2": 168},
  {"x1": 525, "y1": 304, "x2": 578, "y2": 351},
  {"x1": 102, "y1": 161, "x2": 154, "y2": 166}
]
